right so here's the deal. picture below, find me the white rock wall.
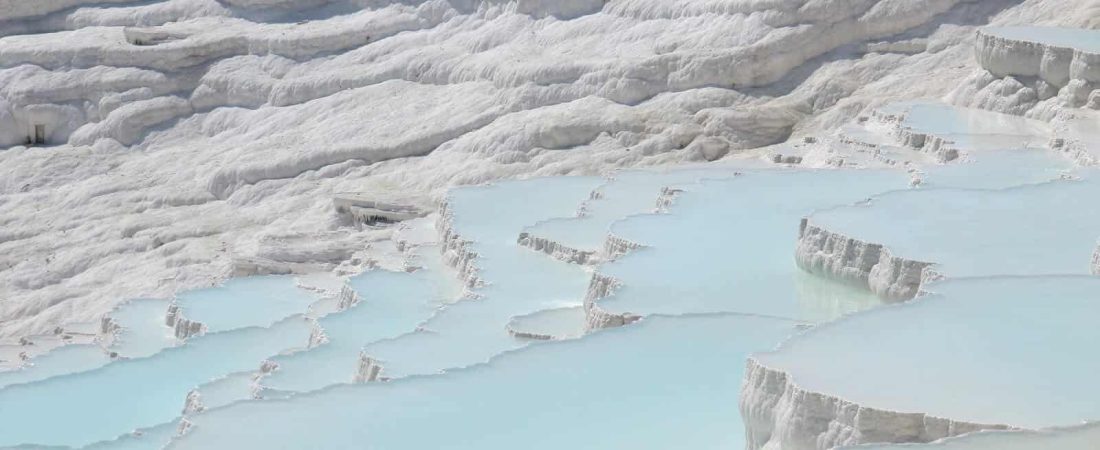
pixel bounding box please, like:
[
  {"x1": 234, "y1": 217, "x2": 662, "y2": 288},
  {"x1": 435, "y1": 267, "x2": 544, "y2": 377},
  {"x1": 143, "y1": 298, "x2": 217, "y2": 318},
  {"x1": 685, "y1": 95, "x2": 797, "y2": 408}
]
[
  {"x1": 795, "y1": 219, "x2": 937, "y2": 301},
  {"x1": 956, "y1": 27, "x2": 1100, "y2": 115},
  {"x1": 975, "y1": 29, "x2": 1100, "y2": 89}
]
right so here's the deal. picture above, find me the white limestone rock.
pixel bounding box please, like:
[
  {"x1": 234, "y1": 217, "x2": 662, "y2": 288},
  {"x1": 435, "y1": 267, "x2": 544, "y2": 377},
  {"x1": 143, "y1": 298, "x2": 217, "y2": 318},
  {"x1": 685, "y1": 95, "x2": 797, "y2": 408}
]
[{"x1": 795, "y1": 219, "x2": 937, "y2": 301}]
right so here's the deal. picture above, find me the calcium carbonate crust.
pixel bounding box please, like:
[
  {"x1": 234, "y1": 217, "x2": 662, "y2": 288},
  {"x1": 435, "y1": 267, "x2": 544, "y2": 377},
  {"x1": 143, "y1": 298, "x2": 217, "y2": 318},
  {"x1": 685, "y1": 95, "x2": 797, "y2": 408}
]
[
  {"x1": 164, "y1": 303, "x2": 206, "y2": 340},
  {"x1": 975, "y1": 29, "x2": 1100, "y2": 93},
  {"x1": 795, "y1": 218, "x2": 942, "y2": 302},
  {"x1": 580, "y1": 228, "x2": 651, "y2": 330},
  {"x1": 953, "y1": 27, "x2": 1100, "y2": 118},
  {"x1": 582, "y1": 272, "x2": 641, "y2": 331},
  {"x1": 517, "y1": 177, "x2": 688, "y2": 266},
  {"x1": 740, "y1": 358, "x2": 1011, "y2": 450},
  {"x1": 436, "y1": 201, "x2": 482, "y2": 293}
]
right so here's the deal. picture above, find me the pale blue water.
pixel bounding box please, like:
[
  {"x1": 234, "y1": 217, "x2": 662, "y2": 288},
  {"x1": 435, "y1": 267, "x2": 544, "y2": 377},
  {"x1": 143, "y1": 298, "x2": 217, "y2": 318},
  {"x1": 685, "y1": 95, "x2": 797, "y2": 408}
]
[
  {"x1": 363, "y1": 238, "x2": 593, "y2": 377},
  {"x1": 847, "y1": 423, "x2": 1100, "y2": 450},
  {"x1": 81, "y1": 420, "x2": 181, "y2": 450},
  {"x1": 598, "y1": 169, "x2": 904, "y2": 322},
  {"x1": 811, "y1": 174, "x2": 1100, "y2": 278},
  {"x1": 0, "y1": 344, "x2": 109, "y2": 390},
  {"x1": 921, "y1": 148, "x2": 1071, "y2": 190},
  {"x1": 0, "y1": 299, "x2": 176, "y2": 390},
  {"x1": 174, "y1": 276, "x2": 317, "y2": 333},
  {"x1": 890, "y1": 102, "x2": 1069, "y2": 190},
  {"x1": 196, "y1": 371, "x2": 257, "y2": 411},
  {"x1": 984, "y1": 26, "x2": 1100, "y2": 52},
  {"x1": 0, "y1": 317, "x2": 312, "y2": 447},
  {"x1": 167, "y1": 315, "x2": 800, "y2": 450},
  {"x1": 755, "y1": 276, "x2": 1100, "y2": 428},
  {"x1": 525, "y1": 167, "x2": 738, "y2": 252},
  {"x1": 107, "y1": 298, "x2": 175, "y2": 358},
  {"x1": 262, "y1": 248, "x2": 458, "y2": 393},
  {"x1": 7, "y1": 99, "x2": 1097, "y2": 450},
  {"x1": 507, "y1": 306, "x2": 586, "y2": 340},
  {"x1": 358, "y1": 177, "x2": 601, "y2": 378},
  {"x1": 901, "y1": 103, "x2": 1050, "y2": 144}
]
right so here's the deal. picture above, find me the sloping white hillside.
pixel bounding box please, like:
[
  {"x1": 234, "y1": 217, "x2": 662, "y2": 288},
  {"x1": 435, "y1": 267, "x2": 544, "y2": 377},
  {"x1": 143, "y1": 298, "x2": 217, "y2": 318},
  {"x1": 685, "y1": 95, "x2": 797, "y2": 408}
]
[{"x1": 0, "y1": 0, "x2": 1096, "y2": 338}]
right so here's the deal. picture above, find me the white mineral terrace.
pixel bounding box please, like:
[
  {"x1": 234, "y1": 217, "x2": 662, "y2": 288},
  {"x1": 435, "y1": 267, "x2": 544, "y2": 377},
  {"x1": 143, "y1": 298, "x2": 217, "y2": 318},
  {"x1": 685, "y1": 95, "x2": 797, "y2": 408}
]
[
  {"x1": 0, "y1": 317, "x2": 313, "y2": 447},
  {"x1": 889, "y1": 101, "x2": 1051, "y2": 162},
  {"x1": 505, "y1": 306, "x2": 586, "y2": 341},
  {"x1": 359, "y1": 177, "x2": 602, "y2": 378},
  {"x1": 258, "y1": 245, "x2": 461, "y2": 394},
  {"x1": 168, "y1": 314, "x2": 802, "y2": 449},
  {"x1": 170, "y1": 275, "x2": 317, "y2": 337},
  {"x1": 743, "y1": 276, "x2": 1100, "y2": 449},
  {"x1": 589, "y1": 169, "x2": 901, "y2": 327},
  {"x1": 518, "y1": 166, "x2": 742, "y2": 263},
  {"x1": 0, "y1": 275, "x2": 331, "y2": 448},
  {"x1": 2, "y1": 96, "x2": 1097, "y2": 449},
  {"x1": 799, "y1": 174, "x2": 1100, "y2": 300},
  {"x1": 4, "y1": 1, "x2": 1100, "y2": 449},
  {"x1": 976, "y1": 27, "x2": 1100, "y2": 91}
]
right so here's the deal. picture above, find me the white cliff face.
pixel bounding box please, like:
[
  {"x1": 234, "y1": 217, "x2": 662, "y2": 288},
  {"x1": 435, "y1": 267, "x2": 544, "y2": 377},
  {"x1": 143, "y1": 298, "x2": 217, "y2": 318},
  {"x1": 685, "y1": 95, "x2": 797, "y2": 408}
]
[
  {"x1": 974, "y1": 28, "x2": 1100, "y2": 90},
  {"x1": 795, "y1": 219, "x2": 935, "y2": 302},
  {"x1": 952, "y1": 26, "x2": 1100, "y2": 118}
]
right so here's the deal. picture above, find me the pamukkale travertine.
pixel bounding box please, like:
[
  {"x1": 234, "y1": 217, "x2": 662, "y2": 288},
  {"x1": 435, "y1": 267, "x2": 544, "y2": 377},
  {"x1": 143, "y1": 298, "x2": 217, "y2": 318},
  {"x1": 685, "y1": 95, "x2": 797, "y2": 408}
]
[{"x1": 1, "y1": 1, "x2": 1099, "y2": 449}]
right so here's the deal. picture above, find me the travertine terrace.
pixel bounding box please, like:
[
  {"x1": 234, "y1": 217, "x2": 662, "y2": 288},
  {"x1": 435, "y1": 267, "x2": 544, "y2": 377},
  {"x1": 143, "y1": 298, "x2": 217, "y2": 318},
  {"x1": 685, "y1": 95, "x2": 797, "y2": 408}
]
[{"x1": 2, "y1": 2, "x2": 1100, "y2": 450}]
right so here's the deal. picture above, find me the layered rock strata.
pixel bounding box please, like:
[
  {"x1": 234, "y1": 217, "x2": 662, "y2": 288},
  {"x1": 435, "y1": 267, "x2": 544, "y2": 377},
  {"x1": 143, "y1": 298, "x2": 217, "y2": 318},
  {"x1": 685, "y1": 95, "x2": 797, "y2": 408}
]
[{"x1": 975, "y1": 28, "x2": 1100, "y2": 92}]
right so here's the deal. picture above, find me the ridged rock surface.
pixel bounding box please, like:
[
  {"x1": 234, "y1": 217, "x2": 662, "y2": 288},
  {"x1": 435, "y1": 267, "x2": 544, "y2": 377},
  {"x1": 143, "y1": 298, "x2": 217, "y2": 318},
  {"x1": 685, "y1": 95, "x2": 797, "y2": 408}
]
[{"x1": 795, "y1": 219, "x2": 936, "y2": 301}]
